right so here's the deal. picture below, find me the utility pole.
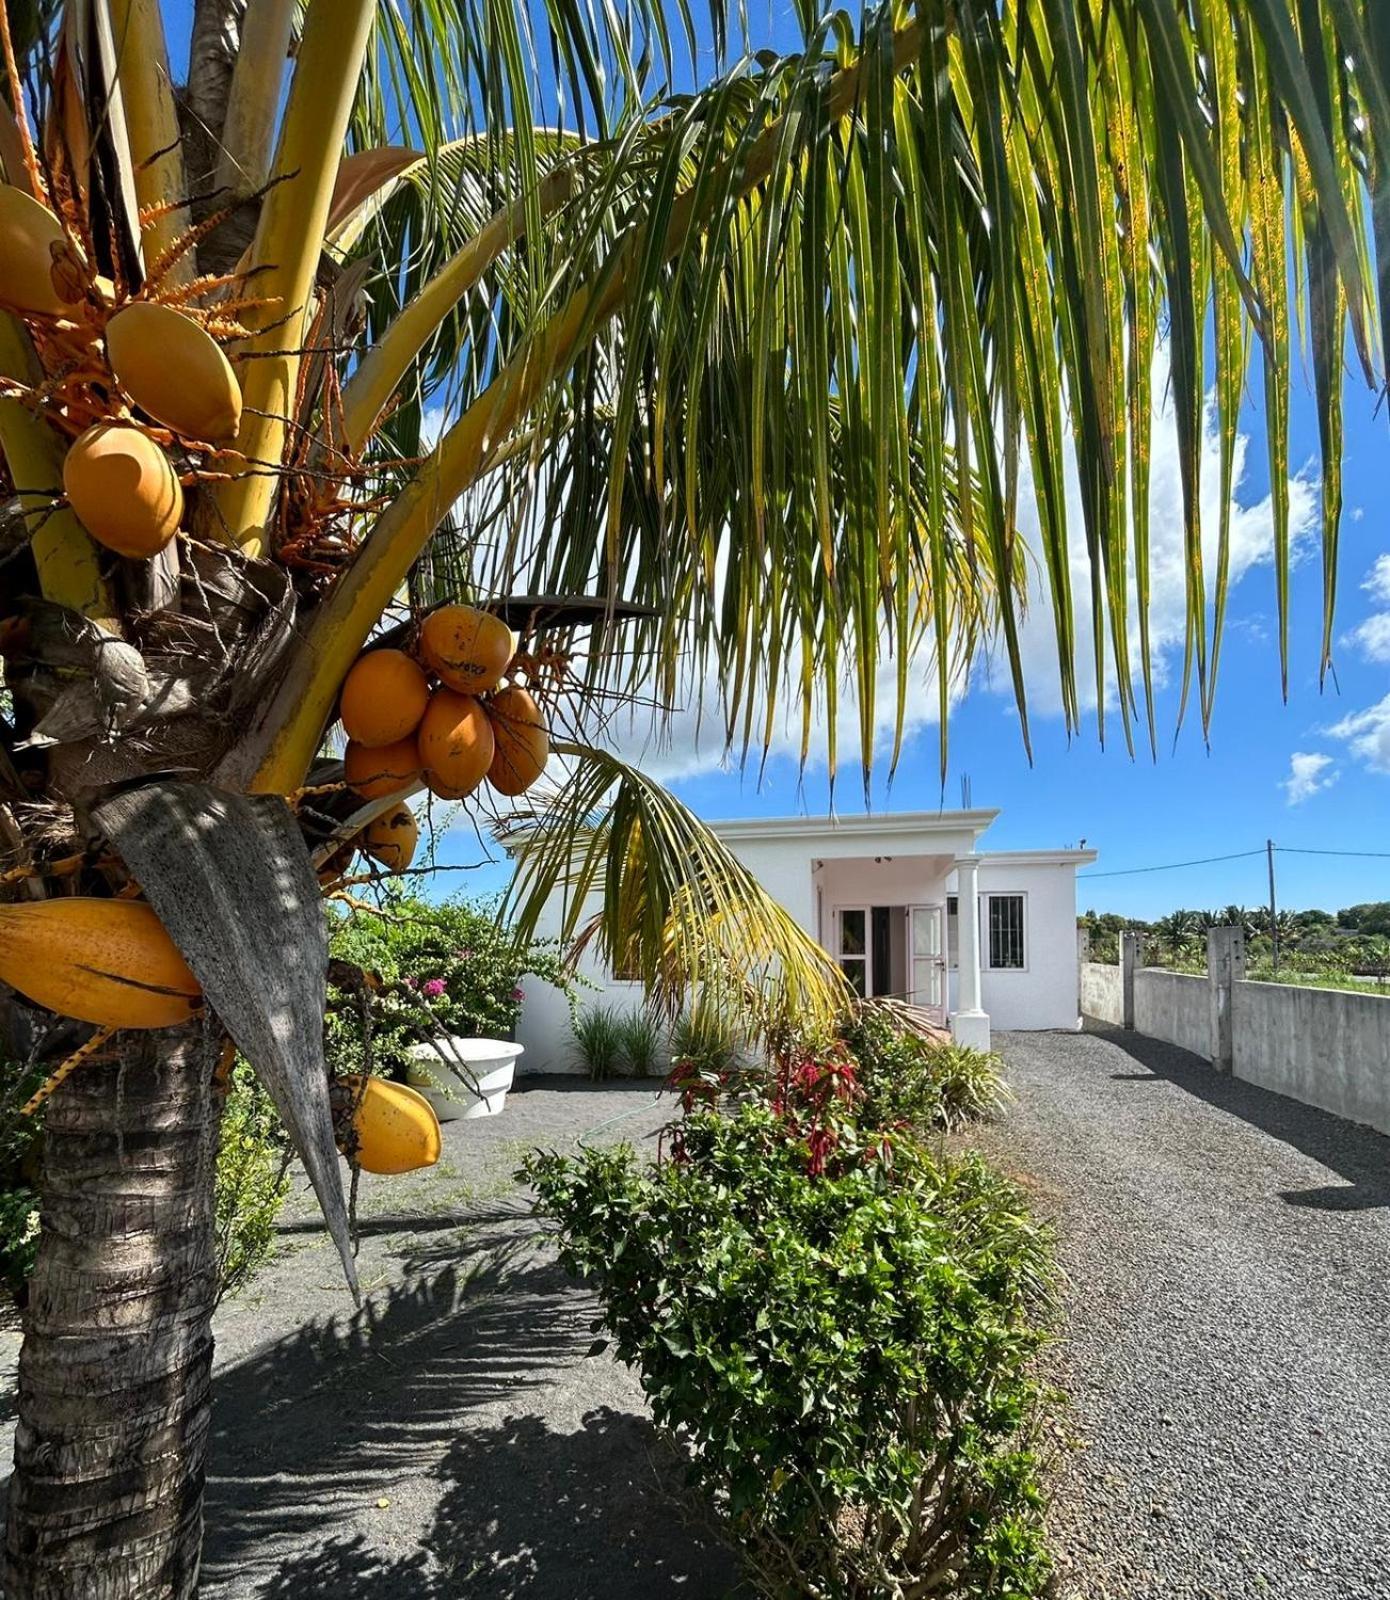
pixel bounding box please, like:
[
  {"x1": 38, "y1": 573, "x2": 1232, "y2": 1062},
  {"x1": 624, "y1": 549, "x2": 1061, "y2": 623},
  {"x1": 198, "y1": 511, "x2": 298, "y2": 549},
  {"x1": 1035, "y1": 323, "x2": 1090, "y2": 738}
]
[{"x1": 1267, "y1": 838, "x2": 1279, "y2": 974}]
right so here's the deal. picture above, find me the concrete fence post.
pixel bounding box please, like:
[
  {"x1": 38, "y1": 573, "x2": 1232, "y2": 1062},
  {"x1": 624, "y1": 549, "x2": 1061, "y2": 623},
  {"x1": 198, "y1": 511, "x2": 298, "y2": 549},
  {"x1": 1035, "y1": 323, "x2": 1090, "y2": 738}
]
[
  {"x1": 1207, "y1": 925, "x2": 1246, "y2": 1072},
  {"x1": 1077, "y1": 925, "x2": 1091, "y2": 963},
  {"x1": 1120, "y1": 931, "x2": 1145, "y2": 1030}
]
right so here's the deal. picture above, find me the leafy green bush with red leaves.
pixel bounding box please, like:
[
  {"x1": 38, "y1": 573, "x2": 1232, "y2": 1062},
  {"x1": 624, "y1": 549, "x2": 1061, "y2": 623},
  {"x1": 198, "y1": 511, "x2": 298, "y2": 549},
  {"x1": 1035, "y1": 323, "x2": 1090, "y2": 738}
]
[{"x1": 526, "y1": 1066, "x2": 1054, "y2": 1599}]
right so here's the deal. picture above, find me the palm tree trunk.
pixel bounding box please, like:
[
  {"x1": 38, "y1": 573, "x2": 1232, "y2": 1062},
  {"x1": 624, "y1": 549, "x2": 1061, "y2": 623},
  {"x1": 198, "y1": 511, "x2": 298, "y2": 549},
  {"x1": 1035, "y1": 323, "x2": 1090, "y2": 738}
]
[{"x1": 4, "y1": 1024, "x2": 224, "y2": 1600}]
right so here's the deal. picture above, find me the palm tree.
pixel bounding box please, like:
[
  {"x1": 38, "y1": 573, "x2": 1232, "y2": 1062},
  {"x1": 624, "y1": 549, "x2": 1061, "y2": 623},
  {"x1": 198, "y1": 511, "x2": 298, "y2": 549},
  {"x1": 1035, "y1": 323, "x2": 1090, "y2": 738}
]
[
  {"x1": 0, "y1": 0, "x2": 1386, "y2": 1592},
  {"x1": 1152, "y1": 909, "x2": 1201, "y2": 959}
]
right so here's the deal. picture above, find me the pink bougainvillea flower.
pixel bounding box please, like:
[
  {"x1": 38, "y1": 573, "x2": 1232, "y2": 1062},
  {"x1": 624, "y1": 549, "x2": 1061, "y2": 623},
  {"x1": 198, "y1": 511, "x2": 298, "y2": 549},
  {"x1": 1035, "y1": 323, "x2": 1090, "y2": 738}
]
[
  {"x1": 512, "y1": 987, "x2": 525, "y2": 1002},
  {"x1": 423, "y1": 978, "x2": 447, "y2": 998},
  {"x1": 403, "y1": 976, "x2": 419, "y2": 990}
]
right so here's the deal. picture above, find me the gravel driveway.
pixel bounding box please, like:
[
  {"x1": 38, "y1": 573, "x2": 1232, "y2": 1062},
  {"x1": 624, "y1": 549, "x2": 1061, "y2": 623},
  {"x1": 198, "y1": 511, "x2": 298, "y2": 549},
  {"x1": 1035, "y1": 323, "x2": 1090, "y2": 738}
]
[
  {"x1": 199, "y1": 1080, "x2": 738, "y2": 1599},
  {"x1": 985, "y1": 1027, "x2": 1390, "y2": 1600}
]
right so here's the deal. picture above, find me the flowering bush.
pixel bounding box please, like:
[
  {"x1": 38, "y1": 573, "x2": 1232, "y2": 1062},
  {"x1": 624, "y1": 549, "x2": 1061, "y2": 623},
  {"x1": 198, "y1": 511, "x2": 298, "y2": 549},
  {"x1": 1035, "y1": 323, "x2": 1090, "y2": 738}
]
[
  {"x1": 326, "y1": 894, "x2": 574, "y2": 1079},
  {"x1": 527, "y1": 1109, "x2": 1053, "y2": 1599}
]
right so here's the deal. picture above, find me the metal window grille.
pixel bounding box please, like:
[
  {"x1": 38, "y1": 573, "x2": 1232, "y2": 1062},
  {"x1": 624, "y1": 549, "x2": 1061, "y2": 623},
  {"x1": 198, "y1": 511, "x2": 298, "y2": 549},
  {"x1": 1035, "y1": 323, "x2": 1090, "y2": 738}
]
[{"x1": 988, "y1": 895, "x2": 1025, "y2": 969}]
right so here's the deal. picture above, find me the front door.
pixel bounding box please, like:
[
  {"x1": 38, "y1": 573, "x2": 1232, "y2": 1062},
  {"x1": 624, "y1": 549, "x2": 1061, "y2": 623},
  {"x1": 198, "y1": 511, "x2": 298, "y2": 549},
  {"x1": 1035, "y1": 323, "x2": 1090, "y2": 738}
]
[
  {"x1": 908, "y1": 904, "x2": 947, "y2": 1019},
  {"x1": 836, "y1": 906, "x2": 871, "y2": 998}
]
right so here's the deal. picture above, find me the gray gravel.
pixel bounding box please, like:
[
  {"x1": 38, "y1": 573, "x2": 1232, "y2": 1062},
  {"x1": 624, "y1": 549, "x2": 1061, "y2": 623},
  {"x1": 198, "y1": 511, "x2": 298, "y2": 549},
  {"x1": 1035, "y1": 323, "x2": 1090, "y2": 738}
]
[
  {"x1": 0, "y1": 1079, "x2": 738, "y2": 1599},
  {"x1": 984, "y1": 1027, "x2": 1390, "y2": 1600},
  {"x1": 196, "y1": 1076, "x2": 740, "y2": 1598}
]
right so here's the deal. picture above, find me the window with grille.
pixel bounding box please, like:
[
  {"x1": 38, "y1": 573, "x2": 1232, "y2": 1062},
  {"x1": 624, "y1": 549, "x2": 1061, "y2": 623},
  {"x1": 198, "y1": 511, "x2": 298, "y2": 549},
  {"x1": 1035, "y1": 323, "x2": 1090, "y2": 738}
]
[{"x1": 986, "y1": 894, "x2": 1026, "y2": 969}]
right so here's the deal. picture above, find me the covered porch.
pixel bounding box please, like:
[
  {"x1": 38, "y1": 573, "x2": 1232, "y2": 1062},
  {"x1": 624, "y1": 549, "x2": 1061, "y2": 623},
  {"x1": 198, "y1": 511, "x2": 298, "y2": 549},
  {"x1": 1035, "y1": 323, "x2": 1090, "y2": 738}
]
[{"x1": 809, "y1": 843, "x2": 992, "y2": 1050}]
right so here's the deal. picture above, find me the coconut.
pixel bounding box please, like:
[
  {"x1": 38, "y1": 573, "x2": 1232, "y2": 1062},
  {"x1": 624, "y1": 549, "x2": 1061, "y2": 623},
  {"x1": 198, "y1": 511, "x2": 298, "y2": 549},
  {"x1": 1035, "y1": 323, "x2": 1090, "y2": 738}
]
[
  {"x1": 339, "y1": 649, "x2": 430, "y2": 748},
  {"x1": 344, "y1": 736, "x2": 422, "y2": 800},
  {"x1": 417, "y1": 604, "x2": 515, "y2": 695},
  {"x1": 361, "y1": 804, "x2": 418, "y2": 872},
  {"x1": 0, "y1": 186, "x2": 80, "y2": 317},
  {"x1": 63, "y1": 422, "x2": 183, "y2": 558},
  {"x1": 485, "y1": 685, "x2": 549, "y2": 796},
  {"x1": 338, "y1": 1076, "x2": 441, "y2": 1174},
  {"x1": 417, "y1": 688, "x2": 494, "y2": 801},
  {"x1": 104, "y1": 302, "x2": 243, "y2": 442},
  {"x1": 0, "y1": 899, "x2": 200, "y2": 1029}
]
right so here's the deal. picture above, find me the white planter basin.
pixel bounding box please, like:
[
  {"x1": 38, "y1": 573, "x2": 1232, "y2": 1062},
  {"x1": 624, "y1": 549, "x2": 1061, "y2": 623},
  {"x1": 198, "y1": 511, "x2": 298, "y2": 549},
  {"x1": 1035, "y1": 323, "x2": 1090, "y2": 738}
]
[{"x1": 407, "y1": 1037, "x2": 524, "y2": 1121}]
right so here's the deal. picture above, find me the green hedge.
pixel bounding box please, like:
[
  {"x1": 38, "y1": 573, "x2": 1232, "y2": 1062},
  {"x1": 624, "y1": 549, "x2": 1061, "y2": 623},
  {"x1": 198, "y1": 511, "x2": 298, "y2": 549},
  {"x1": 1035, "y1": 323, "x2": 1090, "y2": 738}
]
[{"x1": 527, "y1": 1096, "x2": 1053, "y2": 1598}]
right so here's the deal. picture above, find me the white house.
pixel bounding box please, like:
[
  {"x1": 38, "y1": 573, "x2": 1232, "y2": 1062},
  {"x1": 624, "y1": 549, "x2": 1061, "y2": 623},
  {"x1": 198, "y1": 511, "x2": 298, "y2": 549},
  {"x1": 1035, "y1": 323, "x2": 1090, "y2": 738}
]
[{"x1": 515, "y1": 808, "x2": 1096, "y2": 1071}]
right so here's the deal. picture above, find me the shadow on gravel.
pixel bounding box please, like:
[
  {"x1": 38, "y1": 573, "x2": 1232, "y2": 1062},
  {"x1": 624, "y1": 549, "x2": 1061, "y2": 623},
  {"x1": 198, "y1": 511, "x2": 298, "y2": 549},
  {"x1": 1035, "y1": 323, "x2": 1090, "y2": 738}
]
[
  {"x1": 1092, "y1": 1024, "x2": 1390, "y2": 1212},
  {"x1": 200, "y1": 1214, "x2": 737, "y2": 1599},
  {"x1": 234, "y1": 1410, "x2": 740, "y2": 1599}
]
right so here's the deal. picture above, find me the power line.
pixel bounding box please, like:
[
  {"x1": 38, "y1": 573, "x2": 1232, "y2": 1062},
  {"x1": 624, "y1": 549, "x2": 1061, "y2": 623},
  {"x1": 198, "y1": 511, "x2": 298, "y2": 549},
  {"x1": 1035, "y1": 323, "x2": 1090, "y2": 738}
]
[
  {"x1": 1078, "y1": 849, "x2": 1264, "y2": 880},
  {"x1": 1275, "y1": 847, "x2": 1390, "y2": 860},
  {"x1": 1078, "y1": 843, "x2": 1390, "y2": 880}
]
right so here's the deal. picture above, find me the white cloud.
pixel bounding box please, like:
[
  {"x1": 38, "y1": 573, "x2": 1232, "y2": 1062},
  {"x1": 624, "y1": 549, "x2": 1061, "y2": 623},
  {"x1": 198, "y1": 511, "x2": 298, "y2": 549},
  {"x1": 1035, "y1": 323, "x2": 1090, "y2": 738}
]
[
  {"x1": 1281, "y1": 750, "x2": 1337, "y2": 805},
  {"x1": 1327, "y1": 693, "x2": 1390, "y2": 775},
  {"x1": 1364, "y1": 554, "x2": 1390, "y2": 603},
  {"x1": 1343, "y1": 555, "x2": 1390, "y2": 663}
]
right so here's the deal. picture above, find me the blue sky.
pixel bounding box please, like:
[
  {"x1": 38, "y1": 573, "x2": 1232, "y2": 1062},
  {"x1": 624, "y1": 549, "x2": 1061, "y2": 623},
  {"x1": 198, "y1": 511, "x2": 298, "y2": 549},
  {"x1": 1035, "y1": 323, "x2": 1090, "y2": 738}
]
[{"x1": 154, "y1": 2, "x2": 1389, "y2": 921}]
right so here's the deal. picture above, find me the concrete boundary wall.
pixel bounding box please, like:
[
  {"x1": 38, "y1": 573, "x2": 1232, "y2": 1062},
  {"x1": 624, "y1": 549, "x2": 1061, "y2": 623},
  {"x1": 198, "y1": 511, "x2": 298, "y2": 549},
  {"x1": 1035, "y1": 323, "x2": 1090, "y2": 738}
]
[
  {"x1": 1080, "y1": 962, "x2": 1124, "y2": 1026},
  {"x1": 1079, "y1": 928, "x2": 1390, "y2": 1136},
  {"x1": 1233, "y1": 981, "x2": 1390, "y2": 1136},
  {"x1": 1133, "y1": 969, "x2": 1211, "y2": 1060}
]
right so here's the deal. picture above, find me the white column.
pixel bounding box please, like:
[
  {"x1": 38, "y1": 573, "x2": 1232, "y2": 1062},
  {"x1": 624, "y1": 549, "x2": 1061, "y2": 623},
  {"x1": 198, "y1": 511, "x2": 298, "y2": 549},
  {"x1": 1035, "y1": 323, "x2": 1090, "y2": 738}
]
[{"x1": 951, "y1": 853, "x2": 991, "y2": 1049}]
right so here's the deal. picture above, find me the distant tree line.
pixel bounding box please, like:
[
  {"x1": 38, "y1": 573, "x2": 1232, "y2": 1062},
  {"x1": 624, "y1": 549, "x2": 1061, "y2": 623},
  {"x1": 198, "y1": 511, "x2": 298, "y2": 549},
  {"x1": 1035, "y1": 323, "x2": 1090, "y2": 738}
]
[{"x1": 1079, "y1": 904, "x2": 1390, "y2": 975}]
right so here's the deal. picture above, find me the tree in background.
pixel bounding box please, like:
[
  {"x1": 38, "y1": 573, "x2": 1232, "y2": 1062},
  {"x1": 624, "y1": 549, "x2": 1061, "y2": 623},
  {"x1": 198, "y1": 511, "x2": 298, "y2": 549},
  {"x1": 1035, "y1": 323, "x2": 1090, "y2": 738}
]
[{"x1": 0, "y1": 0, "x2": 1388, "y2": 1593}]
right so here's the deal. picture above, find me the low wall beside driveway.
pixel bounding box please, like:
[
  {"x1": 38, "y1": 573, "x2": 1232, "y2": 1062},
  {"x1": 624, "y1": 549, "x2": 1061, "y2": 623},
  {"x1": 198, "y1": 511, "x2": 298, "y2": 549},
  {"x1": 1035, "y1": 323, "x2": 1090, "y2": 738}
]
[
  {"x1": 1133, "y1": 969, "x2": 1211, "y2": 1061},
  {"x1": 1080, "y1": 929, "x2": 1390, "y2": 1137},
  {"x1": 1232, "y1": 980, "x2": 1390, "y2": 1134},
  {"x1": 1080, "y1": 961, "x2": 1123, "y2": 1026}
]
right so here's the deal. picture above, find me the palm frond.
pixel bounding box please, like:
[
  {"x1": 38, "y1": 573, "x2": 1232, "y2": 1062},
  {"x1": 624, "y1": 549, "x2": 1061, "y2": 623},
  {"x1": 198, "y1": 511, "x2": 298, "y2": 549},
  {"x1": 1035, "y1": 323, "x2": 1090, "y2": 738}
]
[
  {"x1": 230, "y1": 0, "x2": 1389, "y2": 794},
  {"x1": 501, "y1": 742, "x2": 849, "y2": 1038}
]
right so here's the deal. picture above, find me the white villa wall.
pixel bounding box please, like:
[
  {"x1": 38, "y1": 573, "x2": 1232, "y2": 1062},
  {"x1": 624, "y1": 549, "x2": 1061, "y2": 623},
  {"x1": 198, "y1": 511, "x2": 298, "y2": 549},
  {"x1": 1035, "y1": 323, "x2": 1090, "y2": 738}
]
[
  {"x1": 974, "y1": 858, "x2": 1086, "y2": 1031},
  {"x1": 514, "y1": 815, "x2": 1090, "y2": 1071}
]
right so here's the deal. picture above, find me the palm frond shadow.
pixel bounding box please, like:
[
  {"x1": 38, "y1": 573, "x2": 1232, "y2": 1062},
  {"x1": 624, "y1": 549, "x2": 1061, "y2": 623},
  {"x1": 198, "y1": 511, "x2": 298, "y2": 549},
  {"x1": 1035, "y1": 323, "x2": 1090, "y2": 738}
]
[{"x1": 200, "y1": 1218, "x2": 738, "y2": 1597}]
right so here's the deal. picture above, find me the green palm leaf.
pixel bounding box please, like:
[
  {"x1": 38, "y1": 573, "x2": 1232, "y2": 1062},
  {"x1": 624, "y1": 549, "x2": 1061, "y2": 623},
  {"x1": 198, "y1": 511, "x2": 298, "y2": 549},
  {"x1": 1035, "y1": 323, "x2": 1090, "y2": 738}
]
[{"x1": 501, "y1": 743, "x2": 850, "y2": 1035}]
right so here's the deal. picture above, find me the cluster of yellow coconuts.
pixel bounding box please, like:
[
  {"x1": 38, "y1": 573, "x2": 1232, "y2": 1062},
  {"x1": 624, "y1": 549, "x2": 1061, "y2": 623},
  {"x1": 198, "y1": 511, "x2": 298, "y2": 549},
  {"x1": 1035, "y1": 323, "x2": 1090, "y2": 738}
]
[
  {"x1": 339, "y1": 602, "x2": 549, "y2": 818},
  {"x1": 0, "y1": 184, "x2": 242, "y2": 559}
]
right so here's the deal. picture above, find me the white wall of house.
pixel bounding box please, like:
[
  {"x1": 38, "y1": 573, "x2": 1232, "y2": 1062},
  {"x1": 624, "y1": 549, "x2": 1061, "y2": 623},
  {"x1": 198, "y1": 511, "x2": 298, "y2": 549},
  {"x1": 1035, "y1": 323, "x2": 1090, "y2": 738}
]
[
  {"x1": 971, "y1": 855, "x2": 1093, "y2": 1031},
  {"x1": 513, "y1": 813, "x2": 1094, "y2": 1072}
]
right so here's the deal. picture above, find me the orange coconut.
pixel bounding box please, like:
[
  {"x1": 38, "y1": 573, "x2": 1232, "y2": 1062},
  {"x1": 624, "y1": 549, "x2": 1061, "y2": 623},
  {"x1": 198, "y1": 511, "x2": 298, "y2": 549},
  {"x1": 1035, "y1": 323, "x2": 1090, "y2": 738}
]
[
  {"x1": 338, "y1": 1076, "x2": 441, "y2": 1174},
  {"x1": 339, "y1": 649, "x2": 430, "y2": 748},
  {"x1": 344, "y1": 736, "x2": 422, "y2": 800},
  {"x1": 105, "y1": 302, "x2": 243, "y2": 442},
  {"x1": 0, "y1": 186, "x2": 79, "y2": 317},
  {"x1": 485, "y1": 686, "x2": 549, "y2": 797},
  {"x1": 417, "y1": 604, "x2": 515, "y2": 695},
  {"x1": 361, "y1": 804, "x2": 419, "y2": 872},
  {"x1": 417, "y1": 689, "x2": 494, "y2": 801},
  {"x1": 63, "y1": 422, "x2": 183, "y2": 558}
]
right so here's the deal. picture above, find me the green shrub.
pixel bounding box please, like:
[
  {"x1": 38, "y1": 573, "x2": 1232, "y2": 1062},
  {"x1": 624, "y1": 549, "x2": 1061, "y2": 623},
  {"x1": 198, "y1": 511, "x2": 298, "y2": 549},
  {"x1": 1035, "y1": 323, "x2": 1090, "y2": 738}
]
[
  {"x1": 571, "y1": 1004, "x2": 624, "y2": 1080},
  {"x1": 615, "y1": 1008, "x2": 665, "y2": 1077},
  {"x1": 527, "y1": 1110, "x2": 1052, "y2": 1599},
  {"x1": 326, "y1": 893, "x2": 573, "y2": 1078},
  {"x1": 0, "y1": 1184, "x2": 40, "y2": 1301},
  {"x1": 843, "y1": 1008, "x2": 1010, "y2": 1132},
  {"x1": 215, "y1": 1061, "x2": 292, "y2": 1301},
  {"x1": 0, "y1": 1054, "x2": 45, "y2": 1303},
  {"x1": 669, "y1": 1001, "x2": 742, "y2": 1078}
]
